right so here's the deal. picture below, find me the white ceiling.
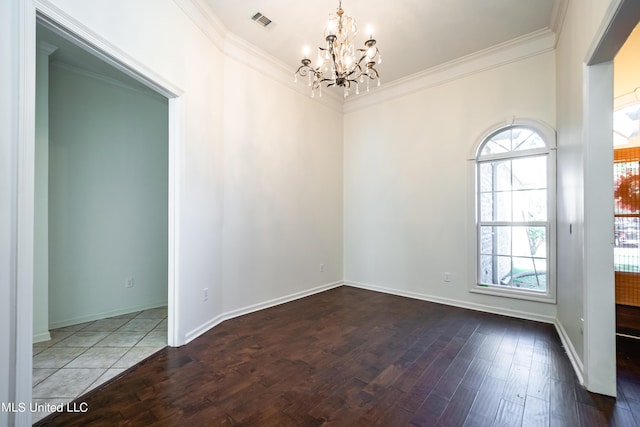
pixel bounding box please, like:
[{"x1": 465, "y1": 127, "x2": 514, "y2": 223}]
[{"x1": 202, "y1": 0, "x2": 558, "y2": 84}]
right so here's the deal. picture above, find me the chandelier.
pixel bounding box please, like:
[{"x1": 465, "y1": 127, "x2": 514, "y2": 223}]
[{"x1": 294, "y1": 0, "x2": 382, "y2": 98}]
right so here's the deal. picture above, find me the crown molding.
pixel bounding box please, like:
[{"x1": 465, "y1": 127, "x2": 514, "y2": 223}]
[
  {"x1": 36, "y1": 0, "x2": 183, "y2": 98},
  {"x1": 173, "y1": 0, "x2": 226, "y2": 52},
  {"x1": 37, "y1": 40, "x2": 58, "y2": 56},
  {"x1": 50, "y1": 60, "x2": 166, "y2": 102},
  {"x1": 174, "y1": 0, "x2": 343, "y2": 113},
  {"x1": 343, "y1": 28, "x2": 556, "y2": 114},
  {"x1": 550, "y1": 0, "x2": 569, "y2": 45},
  {"x1": 223, "y1": 33, "x2": 343, "y2": 112}
]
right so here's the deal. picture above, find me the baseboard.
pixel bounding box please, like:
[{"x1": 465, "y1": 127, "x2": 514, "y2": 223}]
[
  {"x1": 32, "y1": 331, "x2": 51, "y2": 343},
  {"x1": 184, "y1": 281, "x2": 344, "y2": 344},
  {"x1": 49, "y1": 301, "x2": 168, "y2": 330},
  {"x1": 554, "y1": 318, "x2": 585, "y2": 385},
  {"x1": 344, "y1": 281, "x2": 556, "y2": 324}
]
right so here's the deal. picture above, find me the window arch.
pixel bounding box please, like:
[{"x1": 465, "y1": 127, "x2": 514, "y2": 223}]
[{"x1": 474, "y1": 121, "x2": 556, "y2": 302}]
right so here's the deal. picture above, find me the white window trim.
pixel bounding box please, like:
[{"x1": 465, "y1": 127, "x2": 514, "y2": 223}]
[{"x1": 468, "y1": 119, "x2": 557, "y2": 304}]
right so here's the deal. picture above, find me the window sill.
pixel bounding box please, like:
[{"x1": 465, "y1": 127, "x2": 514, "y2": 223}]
[{"x1": 470, "y1": 285, "x2": 556, "y2": 304}]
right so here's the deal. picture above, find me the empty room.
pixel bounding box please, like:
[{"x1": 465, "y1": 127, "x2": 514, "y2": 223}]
[{"x1": 2, "y1": 0, "x2": 640, "y2": 426}]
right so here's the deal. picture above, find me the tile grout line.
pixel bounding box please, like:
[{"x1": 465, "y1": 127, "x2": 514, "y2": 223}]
[{"x1": 32, "y1": 308, "x2": 168, "y2": 422}]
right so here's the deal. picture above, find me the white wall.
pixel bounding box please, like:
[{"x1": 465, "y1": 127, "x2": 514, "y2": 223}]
[
  {"x1": 38, "y1": 0, "x2": 344, "y2": 344},
  {"x1": 47, "y1": 62, "x2": 168, "y2": 327},
  {"x1": 221, "y1": 57, "x2": 344, "y2": 314},
  {"x1": 555, "y1": 0, "x2": 617, "y2": 391},
  {"x1": 37, "y1": 0, "x2": 226, "y2": 344},
  {"x1": 344, "y1": 51, "x2": 557, "y2": 321}
]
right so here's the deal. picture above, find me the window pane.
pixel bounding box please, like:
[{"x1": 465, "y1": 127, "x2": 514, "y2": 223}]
[
  {"x1": 481, "y1": 140, "x2": 508, "y2": 156},
  {"x1": 511, "y1": 156, "x2": 546, "y2": 190},
  {"x1": 479, "y1": 163, "x2": 493, "y2": 193},
  {"x1": 495, "y1": 192, "x2": 512, "y2": 221},
  {"x1": 480, "y1": 193, "x2": 494, "y2": 221},
  {"x1": 480, "y1": 226, "x2": 493, "y2": 255},
  {"x1": 507, "y1": 257, "x2": 546, "y2": 291},
  {"x1": 480, "y1": 255, "x2": 493, "y2": 284},
  {"x1": 496, "y1": 226, "x2": 511, "y2": 256},
  {"x1": 512, "y1": 226, "x2": 546, "y2": 258},
  {"x1": 479, "y1": 127, "x2": 547, "y2": 158},
  {"x1": 513, "y1": 129, "x2": 546, "y2": 151},
  {"x1": 497, "y1": 256, "x2": 512, "y2": 286},
  {"x1": 513, "y1": 190, "x2": 547, "y2": 221},
  {"x1": 480, "y1": 226, "x2": 512, "y2": 256},
  {"x1": 496, "y1": 161, "x2": 512, "y2": 191}
]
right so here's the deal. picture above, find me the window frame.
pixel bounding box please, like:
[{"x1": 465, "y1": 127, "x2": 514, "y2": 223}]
[{"x1": 470, "y1": 120, "x2": 557, "y2": 303}]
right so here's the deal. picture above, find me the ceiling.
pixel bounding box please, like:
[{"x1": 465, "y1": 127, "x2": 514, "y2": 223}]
[{"x1": 202, "y1": 0, "x2": 558, "y2": 85}]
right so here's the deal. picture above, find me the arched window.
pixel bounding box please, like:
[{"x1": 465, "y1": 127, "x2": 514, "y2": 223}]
[{"x1": 474, "y1": 121, "x2": 556, "y2": 302}]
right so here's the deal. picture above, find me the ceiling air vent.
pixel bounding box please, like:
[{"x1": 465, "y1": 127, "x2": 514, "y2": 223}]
[{"x1": 251, "y1": 12, "x2": 272, "y2": 28}]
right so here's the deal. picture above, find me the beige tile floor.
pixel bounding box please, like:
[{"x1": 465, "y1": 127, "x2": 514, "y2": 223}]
[{"x1": 32, "y1": 307, "x2": 167, "y2": 423}]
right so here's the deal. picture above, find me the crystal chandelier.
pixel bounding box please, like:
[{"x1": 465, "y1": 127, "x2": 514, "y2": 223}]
[{"x1": 294, "y1": 0, "x2": 382, "y2": 98}]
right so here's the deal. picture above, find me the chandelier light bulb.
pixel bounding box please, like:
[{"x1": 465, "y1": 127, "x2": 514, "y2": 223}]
[
  {"x1": 366, "y1": 25, "x2": 373, "y2": 39},
  {"x1": 303, "y1": 45, "x2": 310, "y2": 58},
  {"x1": 326, "y1": 19, "x2": 336, "y2": 37}
]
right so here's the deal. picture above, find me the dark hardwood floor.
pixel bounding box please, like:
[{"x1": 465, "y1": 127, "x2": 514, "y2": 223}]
[
  {"x1": 617, "y1": 304, "x2": 640, "y2": 338},
  {"x1": 36, "y1": 286, "x2": 640, "y2": 426}
]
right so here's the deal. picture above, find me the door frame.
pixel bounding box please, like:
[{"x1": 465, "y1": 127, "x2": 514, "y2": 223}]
[
  {"x1": 15, "y1": 1, "x2": 184, "y2": 424},
  {"x1": 582, "y1": 0, "x2": 640, "y2": 396}
]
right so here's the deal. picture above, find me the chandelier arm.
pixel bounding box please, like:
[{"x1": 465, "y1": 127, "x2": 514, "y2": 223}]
[
  {"x1": 295, "y1": 64, "x2": 320, "y2": 78},
  {"x1": 345, "y1": 63, "x2": 364, "y2": 80},
  {"x1": 365, "y1": 68, "x2": 379, "y2": 79}
]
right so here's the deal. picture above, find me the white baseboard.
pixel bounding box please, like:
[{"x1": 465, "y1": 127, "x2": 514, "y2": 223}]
[
  {"x1": 344, "y1": 281, "x2": 556, "y2": 324},
  {"x1": 49, "y1": 301, "x2": 168, "y2": 330},
  {"x1": 554, "y1": 318, "x2": 585, "y2": 385},
  {"x1": 184, "y1": 281, "x2": 343, "y2": 344},
  {"x1": 181, "y1": 279, "x2": 588, "y2": 388},
  {"x1": 32, "y1": 331, "x2": 51, "y2": 343},
  {"x1": 344, "y1": 281, "x2": 590, "y2": 385}
]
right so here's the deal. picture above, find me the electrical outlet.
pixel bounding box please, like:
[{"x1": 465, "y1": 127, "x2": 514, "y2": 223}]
[
  {"x1": 443, "y1": 272, "x2": 452, "y2": 283},
  {"x1": 203, "y1": 288, "x2": 209, "y2": 301},
  {"x1": 125, "y1": 277, "x2": 134, "y2": 288},
  {"x1": 320, "y1": 264, "x2": 325, "y2": 272}
]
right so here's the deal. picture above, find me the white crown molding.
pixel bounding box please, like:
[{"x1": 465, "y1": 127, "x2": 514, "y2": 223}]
[
  {"x1": 37, "y1": 40, "x2": 58, "y2": 56},
  {"x1": 174, "y1": 0, "x2": 343, "y2": 113},
  {"x1": 50, "y1": 60, "x2": 167, "y2": 102},
  {"x1": 344, "y1": 28, "x2": 556, "y2": 114},
  {"x1": 223, "y1": 32, "x2": 344, "y2": 112},
  {"x1": 173, "y1": 0, "x2": 226, "y2": 52},
  {"x1": 174, "y1": 0, "x2": 558, "y2": 115},
  {"x1": 550, "y1": 0, "x2": 569, "y2": 45},
  {"x1": 36, "y1": 0, "x2": 183, "y2": 98}
]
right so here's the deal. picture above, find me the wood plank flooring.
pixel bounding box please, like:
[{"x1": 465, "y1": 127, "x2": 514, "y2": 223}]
[
  {"x1": 617, "y1": 304, "x2": 640, "y2": 338},
  {"x1": 35, "y1": 286, "x2": 640, "y2": 426}
]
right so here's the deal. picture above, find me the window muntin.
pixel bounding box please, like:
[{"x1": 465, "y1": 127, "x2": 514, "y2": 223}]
[{"x1": 476, "y1": 125, "x2": 552, "y2": 296}]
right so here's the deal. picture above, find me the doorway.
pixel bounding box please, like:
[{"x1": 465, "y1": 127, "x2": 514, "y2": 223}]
[
  {"x1": 12, "y1": 6, "x2": 183, "y2": 424},
  {"x1": 613, "y1": 22, "x2": 640, "y2": 339},
  {"x1": 32, "y1": 21, "x2": 171, "y2": 422}
]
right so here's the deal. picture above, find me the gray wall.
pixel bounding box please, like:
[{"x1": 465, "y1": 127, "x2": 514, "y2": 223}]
[{"x1": 48, "y1": 62, "x2": 168, "y2": 328}]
